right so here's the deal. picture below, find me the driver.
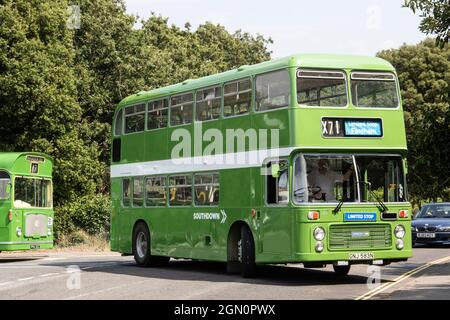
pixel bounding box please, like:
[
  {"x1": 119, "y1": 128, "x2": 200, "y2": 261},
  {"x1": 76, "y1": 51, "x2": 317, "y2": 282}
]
[{"x1": 308, "y1": 158, "x2": 353, "y2": 201}]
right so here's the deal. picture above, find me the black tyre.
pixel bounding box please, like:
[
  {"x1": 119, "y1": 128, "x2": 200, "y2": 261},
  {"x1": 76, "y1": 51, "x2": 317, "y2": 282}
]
[
  {"x1": 133, "y1": 222, "x2": 169, "y2": 267},
  {"x1": 333, "y1": 265, "x2": 351, "y2": 276},
  {"x1": 240, "y1": 226, "x2": 256, "y2": 278}
]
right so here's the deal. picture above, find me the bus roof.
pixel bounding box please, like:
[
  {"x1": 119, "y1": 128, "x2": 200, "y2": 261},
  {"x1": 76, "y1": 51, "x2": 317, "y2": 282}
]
[
  {"x1": 0, "y1": 152, "x2": 53, "y2": 171},
  {"x1": 117, "y1": 53, "x2": 395, "y2": 108}
]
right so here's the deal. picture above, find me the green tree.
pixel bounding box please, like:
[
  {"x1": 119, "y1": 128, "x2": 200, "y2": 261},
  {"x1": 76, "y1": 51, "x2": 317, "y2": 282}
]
[
  {"x1": 0, "y1": 0, "x2": 272, "y2": 241},
  {"x1": 0, "y1": 0, "x2": 105, "y2": 204},
  {"x1": 138, "y1": 15, "x2": 272, "y2": 88},
  {"x1": 0, "y1": 0, "x2": 79, "y2": 148},
  {"x1": 378, "y1": 39, "x2": 450, "y2": 203},
  {"x1": 404, "y1": 0, "x2": 450, "y2": 46}
]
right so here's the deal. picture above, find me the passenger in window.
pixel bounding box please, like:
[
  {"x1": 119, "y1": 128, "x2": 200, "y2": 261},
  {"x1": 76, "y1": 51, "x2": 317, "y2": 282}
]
[{"x1": 308, "y1": 159, "x2": 353, "y2": 202}]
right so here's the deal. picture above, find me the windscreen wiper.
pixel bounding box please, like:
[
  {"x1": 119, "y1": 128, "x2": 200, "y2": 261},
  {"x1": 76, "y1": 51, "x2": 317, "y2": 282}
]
[
  {"x1": 360, "y1": 181, "x2": 388, "y2": 213},
  {"x1": 333, "y1": 196, "x2": 348, "y2": 214}
]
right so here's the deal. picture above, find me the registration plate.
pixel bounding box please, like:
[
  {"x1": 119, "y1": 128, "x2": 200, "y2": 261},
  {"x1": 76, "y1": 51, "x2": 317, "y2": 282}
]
[
  {"x1": 417, "y1": 233, "x2": 436, "y2": 238},
  {"x1": 30, "y1": 244, "x2": 40, "y2": 249},
  {"x1": 349, "y1": 252, "x2": 374, "y2": 260}
]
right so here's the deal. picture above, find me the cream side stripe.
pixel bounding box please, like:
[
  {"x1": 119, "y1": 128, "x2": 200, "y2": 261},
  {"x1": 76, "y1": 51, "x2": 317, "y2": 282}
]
[
  {"x1": 355, "y1": 255, "x2": 450, "y2": 300},
  {"x1": 110, "y1": 147, "x2": 294, "y2": 178},
  {"x1": 110, "y1": 146, "x2": 406, "y2": 178}
]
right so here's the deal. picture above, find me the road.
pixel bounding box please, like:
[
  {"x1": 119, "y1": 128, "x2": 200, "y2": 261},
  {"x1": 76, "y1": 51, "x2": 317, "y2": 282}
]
[{"x1": 0, "y1": 247, "x2": 449, "y2": 300}]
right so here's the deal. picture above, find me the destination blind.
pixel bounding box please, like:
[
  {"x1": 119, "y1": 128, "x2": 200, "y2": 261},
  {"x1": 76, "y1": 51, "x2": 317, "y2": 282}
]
[{"x1": 321, "y1": 118, "x2": 383, "y2": 138}]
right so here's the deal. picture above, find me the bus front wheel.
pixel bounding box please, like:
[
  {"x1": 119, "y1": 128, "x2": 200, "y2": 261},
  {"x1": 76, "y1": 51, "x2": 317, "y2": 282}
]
[
  {"x1": 333, "y1": 265, "x2": 351, "y2": 276},
  {"x1": 133, "y1": 222, "x2": 169, "y2": 267}
]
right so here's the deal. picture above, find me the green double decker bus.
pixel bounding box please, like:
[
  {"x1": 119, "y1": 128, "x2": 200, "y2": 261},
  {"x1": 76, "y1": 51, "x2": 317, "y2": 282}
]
[
  {"x1": 0, "y1": 153, "x2": 54, "y2": 252},
  {"x1": 110, "y1": 54, "x2": 412, "y2": 277}
]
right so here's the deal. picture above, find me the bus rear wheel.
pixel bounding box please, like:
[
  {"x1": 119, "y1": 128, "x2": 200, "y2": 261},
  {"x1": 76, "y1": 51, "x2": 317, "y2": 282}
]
[
  {"x1": 239, "y1": 226, "x2": 256, "y2": 278},
  {"x1": 133, "y1": 222, "x2": 169, "y2": 267},
  {"x1": 333, "y1": 265, "x2": 351, "y2": 276}
]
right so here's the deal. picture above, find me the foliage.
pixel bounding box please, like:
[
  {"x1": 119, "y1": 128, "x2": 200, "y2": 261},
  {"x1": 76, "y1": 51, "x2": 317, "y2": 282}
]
[
  {"x1": 54, "y1": 194, "x2": 111, "y2": 238},
  {"x1": 0, "y1": 0, "x2": 272, "y2": 239},
  {"x1": 378, "y1": 39, "x2": 450, "y2": 204},
  {"x1": 0, "y1": 0, "x2": 105, "y2": 206},
  {"x1": 404, "y1": 0, "x2": 450, "y2": 46}
]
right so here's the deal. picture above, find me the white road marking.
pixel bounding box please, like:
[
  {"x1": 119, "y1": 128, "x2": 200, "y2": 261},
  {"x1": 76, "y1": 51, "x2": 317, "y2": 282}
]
[
  {"x1": 355, "y1": 255, "x2": 450, "y2": 300},
  {"x1": 39, "y1": 273, "x2": 60, "y2": 277},
  {"x1": 63, "y1": 281, "x2": 144, "y2": 300},
  {"x1": 0, "y1": 281, "x2": 14, "y2": 287},
  {"x1": 41, "y1": 258, "x2": 66, "y2": 261},
  {"x1": 18, "y1": 277, "x2": 35, "y2": 281}
]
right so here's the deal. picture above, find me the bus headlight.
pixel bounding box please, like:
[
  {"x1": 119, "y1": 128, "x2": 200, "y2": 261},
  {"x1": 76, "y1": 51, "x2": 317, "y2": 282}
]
[
  {"x1": 313, "y1": 227, "x2": 325, "y2": 241},
  {"x1": 394, "y1": 225, "x2": 405, "y2": 239},
  {"x1": 315, "y1": 242, "x2": 324, "y2": 253},
  {"x1": 16, "y1": 227, "x2": 22, "y2": 237},
  {"x1": 396, "y1": 239, "x2": 404, "y2": 250}
]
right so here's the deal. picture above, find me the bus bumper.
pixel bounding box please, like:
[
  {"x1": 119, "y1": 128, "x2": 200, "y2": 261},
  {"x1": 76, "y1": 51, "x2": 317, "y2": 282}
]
[
  {"x1": 0, "y1": 241, "x2": 53, "y2": 251},
  {"x1": 293, "y1": 249, "x2": 412, "y2": 266}
]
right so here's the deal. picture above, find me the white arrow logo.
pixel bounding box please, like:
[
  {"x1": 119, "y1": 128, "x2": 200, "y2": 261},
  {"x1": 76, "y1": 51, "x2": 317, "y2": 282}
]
[{"x1": 220, "y1": 210, "x2": 227, "y2": 224}]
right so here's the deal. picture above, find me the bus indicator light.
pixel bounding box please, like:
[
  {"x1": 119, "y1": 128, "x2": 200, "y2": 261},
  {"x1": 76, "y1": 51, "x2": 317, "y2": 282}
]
[
  {"x1": 315, "y1": 242, "x2": 324, "y2": 253},
  {"x1": 8, "y1": 210, "x2": 12, "y2": 222},
  {"x1": 250, "y1": 209, "x2": 257, "y2": 218},
  {"x1": 399, "y1": 210, "x2": 408, "y2": 218},
  {"x1": 308, "y1": 211, "x2": 320, "y2": 220}
]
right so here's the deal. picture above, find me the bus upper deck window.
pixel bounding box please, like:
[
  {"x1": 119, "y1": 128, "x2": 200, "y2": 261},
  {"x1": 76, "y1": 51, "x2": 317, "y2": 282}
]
[
  {"x1": 196, "y1": 87, "x2": 221, "y2": 121},
  {"x1": 224, "y1": 78, "x2": 251, "y2": 117},
  {"x1": 170, "y1": 93, "x2": 193, "y2": 126},
  {"x1": 351, "y1": 72, "x2": 399, "y2": 108},
  {"x1": 124, "y1": 104, "x2": 146, "y2": 134},
  {"x1": 114, "y1": 109, "x2": 123, "y2": 136},
  {"x1": 297, "y1": 69, "x2": 347, "y2": 107},
  {"x1": 255, "y1": 70, "x2": 290, "y2": 111},
  {"x1": 148, "y1": 99, "x2": 168, "y2": 130}
]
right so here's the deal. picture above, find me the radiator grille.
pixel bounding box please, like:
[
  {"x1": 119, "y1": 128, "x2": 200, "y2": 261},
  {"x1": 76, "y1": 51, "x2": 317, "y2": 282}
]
[{"x1": 329, "y1": 224, "x2": 392, "y2": 250}]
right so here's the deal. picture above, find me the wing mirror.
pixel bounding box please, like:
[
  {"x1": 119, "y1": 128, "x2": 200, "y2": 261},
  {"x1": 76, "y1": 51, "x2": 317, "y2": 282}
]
[
  {"x1": 271, "y1": 163, "x2": 280, "y2": 178},
  {"x1": 5, "y1": 182, "x2": 12, "y2": 198}
]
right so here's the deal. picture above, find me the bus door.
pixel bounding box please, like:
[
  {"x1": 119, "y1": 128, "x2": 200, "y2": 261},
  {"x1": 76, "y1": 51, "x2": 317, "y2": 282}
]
[
  {"x1": 260, "y1": 160, "x2": 292, "y2": 256},
  {"x1": 0, "y1": 171, "x2": 11, "y2": 231}
]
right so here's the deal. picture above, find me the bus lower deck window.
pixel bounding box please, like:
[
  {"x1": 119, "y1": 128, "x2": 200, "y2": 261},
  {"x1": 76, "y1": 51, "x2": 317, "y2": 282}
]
[
  {"x1": 122, "y1": 178, "x2": 131, "y2": 207},
  {"x1": 169, "y1": 175, "x2": 192, "y2": 206},
  {"x1": 194, "y1": 173, "x2": 219, "y2": 206},
  {"x1": 146, "y1": 176, "x2": 167, "y2": 207}
]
